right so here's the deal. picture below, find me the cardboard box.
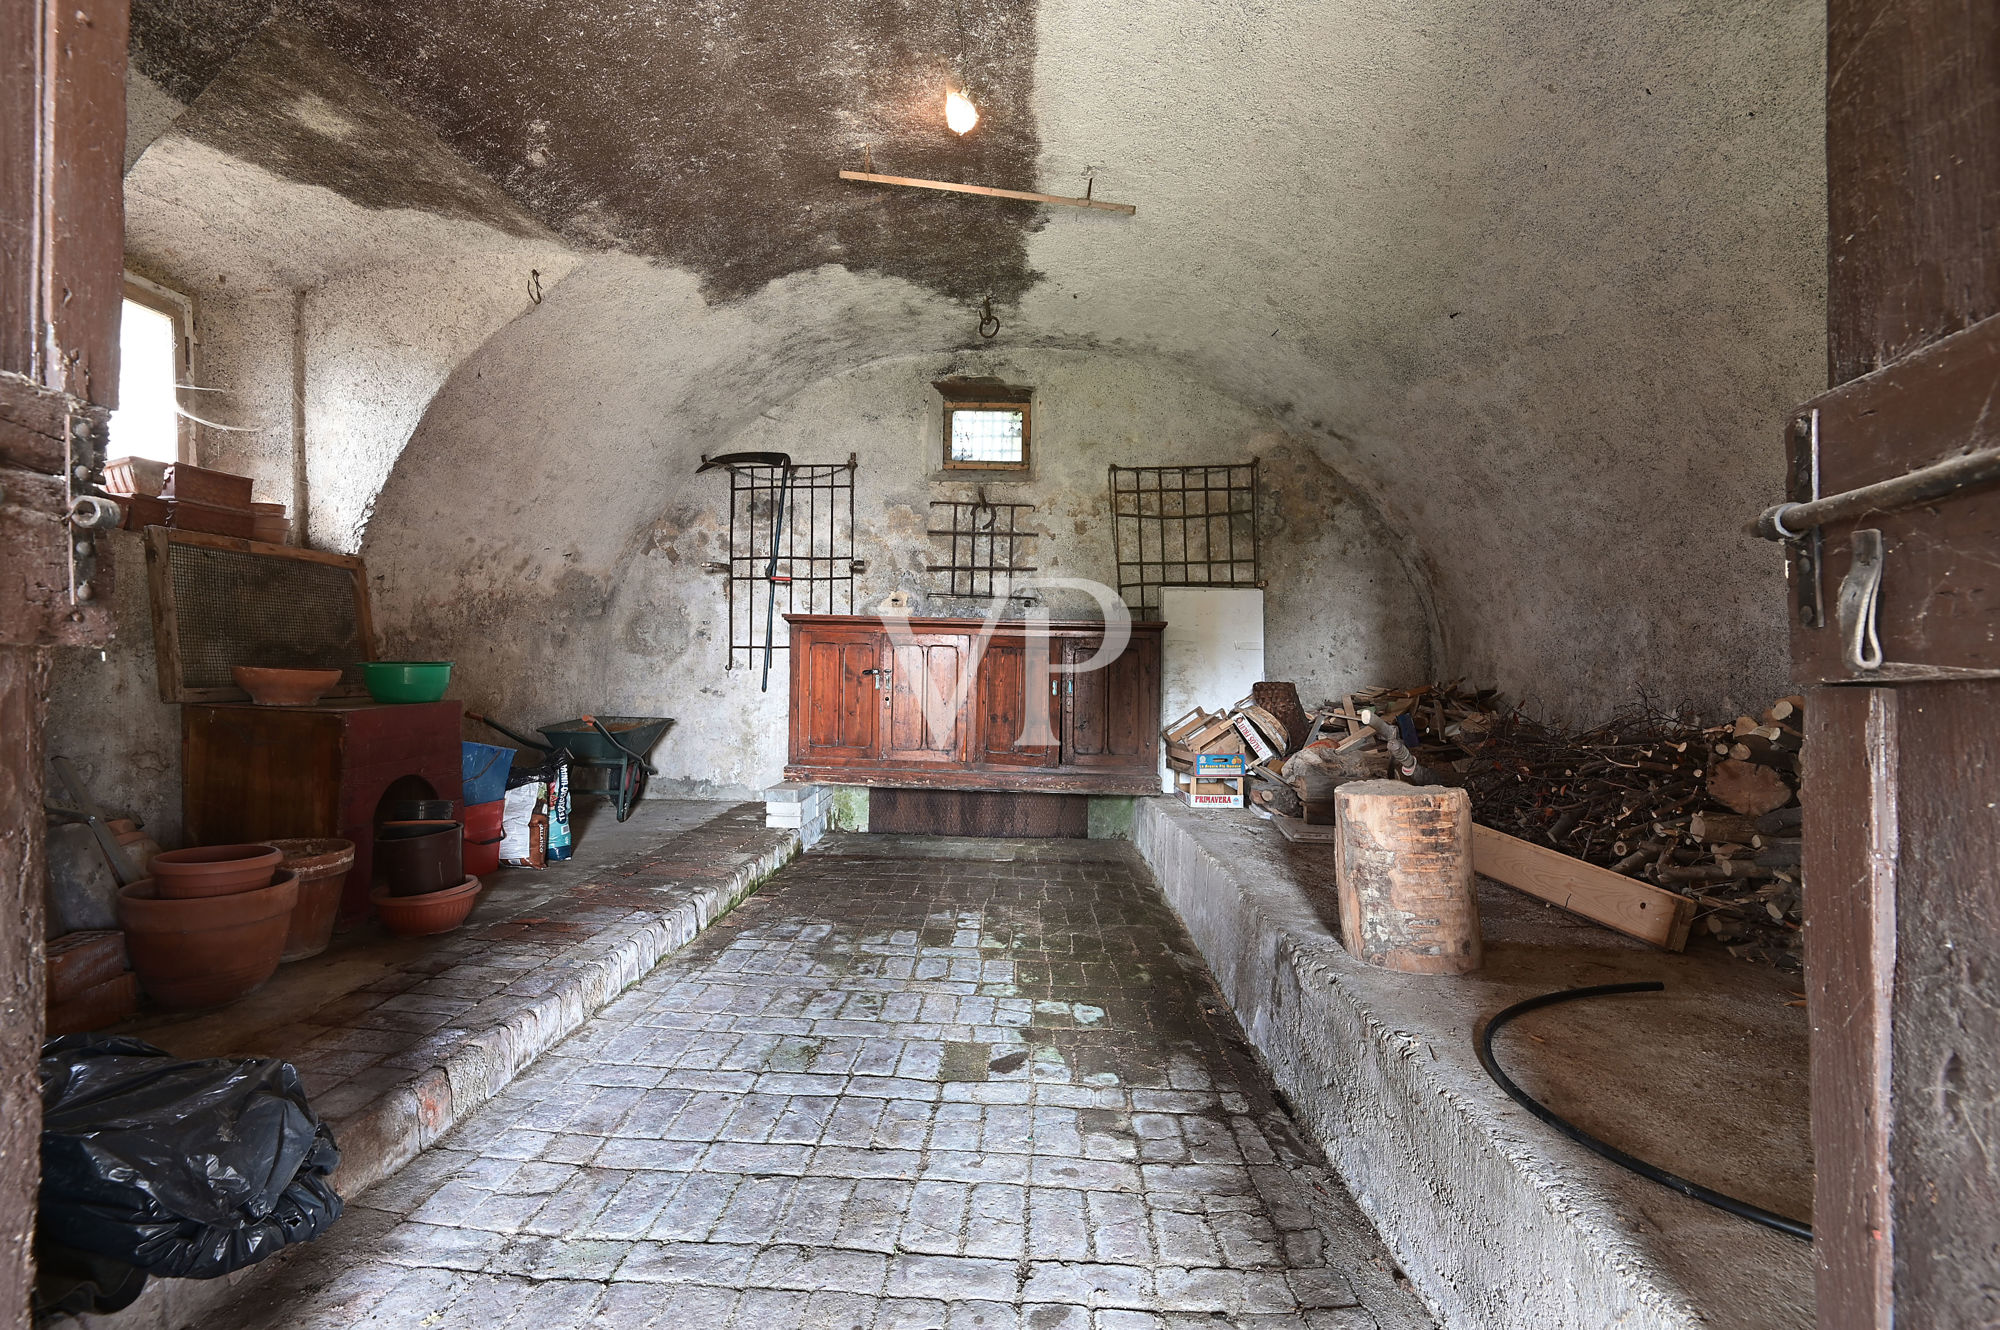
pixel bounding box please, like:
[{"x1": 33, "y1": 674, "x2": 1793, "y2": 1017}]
[
  {"x1": 1229, "y1": 712, "x2": 1279, "y2": 763},
  {"x1": 1176, "y1": 772, "x2": 1246, "y2": 809}
]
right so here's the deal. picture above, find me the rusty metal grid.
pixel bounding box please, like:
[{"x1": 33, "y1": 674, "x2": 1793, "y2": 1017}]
[
  {"x1": 927, "y1": 491, "x2": 1041, "y2": 600},
  {"x1": 1109, "y1": 461, "x2": 1261, "y2": 615},
  {"x1": 722, "y1": 461, "x2": 856, "y2": 665}
]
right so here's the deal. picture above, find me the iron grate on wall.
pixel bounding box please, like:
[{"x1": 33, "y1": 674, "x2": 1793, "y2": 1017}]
[
  {"x1": 1109, "y1": 461, "x2": 1261, "y2": 616},
  {"x1": 718, "y1": 459, "x2": 857, "y2": 667},
  {"x1": 927, "y1": 488, "x2": 1042, "y2": 600}
]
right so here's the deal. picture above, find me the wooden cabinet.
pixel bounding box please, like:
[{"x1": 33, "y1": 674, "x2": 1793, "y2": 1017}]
[
  {"x1": 785, "y1": 616, "x2": 1163, "y2": 794},
  {"x1": 183, "y1": 699, "x2": 464, "y2": 920}
]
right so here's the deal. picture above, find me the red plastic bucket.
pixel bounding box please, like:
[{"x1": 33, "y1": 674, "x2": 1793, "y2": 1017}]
[
  {"x1": 464, "y1": 835, "x2": 502, "y2": 878},
  {"x1": 464, "y1": 800, "x2": 504, "y2": 841}
]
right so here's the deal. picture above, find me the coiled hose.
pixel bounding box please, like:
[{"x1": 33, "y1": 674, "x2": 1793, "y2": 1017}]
[{"x1": 1476, "y1": 980, "x2": 1812, "y2": 1241}]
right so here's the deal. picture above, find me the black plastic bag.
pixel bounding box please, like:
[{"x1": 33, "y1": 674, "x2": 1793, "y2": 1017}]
[{"x1": 38, "y1": 1035, "x2": 343, "y2": 1281}]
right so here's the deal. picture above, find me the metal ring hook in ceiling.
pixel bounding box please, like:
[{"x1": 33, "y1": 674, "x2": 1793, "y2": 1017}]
[{"x1": 978, "y1": 296, "x2": 1000, "y2": 339}]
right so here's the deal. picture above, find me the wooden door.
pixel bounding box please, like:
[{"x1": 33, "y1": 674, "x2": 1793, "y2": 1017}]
[
  {"x1": 1804, "y1": 7, "x2": 2000, "y2": 1327},
  {"x1": 975, "y1": 634, "x2": 1060, "y2": 768},
  {"x1": 792, "y1": 628, "x2": 882, "y2": 764},
  {"x1": 1062, "y1": 633, "x2": 1160, "y2": 770},
  {"x1": 2, "y1": 0, "x2": 126, "y2": 1323},
  {"x1": 881, "y1": 633, "x2": 970, "y2": 765}
]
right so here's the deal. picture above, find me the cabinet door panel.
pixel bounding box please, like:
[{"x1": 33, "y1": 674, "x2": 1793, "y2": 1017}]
[
  {"x1": 1063, "y1": 634, "x2": 1161, "y2": 770},
  {"x1": 883, "y1": 635, "x2": 970, "y2": 764},
  {"x1": 798, "y1": 632, "x2": 881, "y2": 763},
  {"x1": 976, "y1": 637, "x2": 1060, "y2": 768}
]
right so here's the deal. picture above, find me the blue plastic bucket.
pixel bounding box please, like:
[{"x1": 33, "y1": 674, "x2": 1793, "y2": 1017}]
[{"x1": 461, "y1": 741, "x2": 515, "y2": 806}]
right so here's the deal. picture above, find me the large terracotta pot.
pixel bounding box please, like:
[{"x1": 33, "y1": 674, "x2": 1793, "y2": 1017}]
[
  {"x1": 266, "y1": 838, "x2": 355, "y2": 963},
  {"x1": 149, "y1": 844, "x2": 282, "y2": 899},
  {"x1": 374, "y1": 820, "x2": 462, "y2": 896},
  {"x1": 371, "y1": 877, "x2": 481, "y2": 937},
  {"x1": 118, "y1": 872, "x2": 298, "y2": 1009}
]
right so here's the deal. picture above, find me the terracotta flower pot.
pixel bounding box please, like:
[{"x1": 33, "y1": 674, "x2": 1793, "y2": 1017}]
[
  {"x1": 374, "y1": 820, "x2": 463, "y2": 897},
  {"x1": 266, "y1": 838, "x2": 355, "y2": 963},
  {"x1": 371, "y1": 876, "x2": 481, "y2": 937},
  {"x1": 118, "y1": 872, "x2": 299, "y2": 1009},
  {"x1": 231, "y1": 665, "x2": 343, "y2": 706},
  {"x1": 150, "y1": 844, "x2": 283, "y2": 899}
]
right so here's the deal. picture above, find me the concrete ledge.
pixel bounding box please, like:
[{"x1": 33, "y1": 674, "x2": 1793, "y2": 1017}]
[
  {"x1": 80, "y1": 812, "x2": 799, "y2": 1329},
  {"x1": 1132, "y1": 798, "x2": 1811, "y2": 1330}
]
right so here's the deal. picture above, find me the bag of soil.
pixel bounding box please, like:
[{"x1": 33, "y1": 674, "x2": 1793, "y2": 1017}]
[{"x1": 38, "y1": 1035, "x2": 343, "y2": 1289}]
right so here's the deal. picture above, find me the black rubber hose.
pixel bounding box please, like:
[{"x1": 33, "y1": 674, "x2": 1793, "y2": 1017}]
[{"x1": 1476, "y1": 981, "x2": 1813, "y2": 1242}]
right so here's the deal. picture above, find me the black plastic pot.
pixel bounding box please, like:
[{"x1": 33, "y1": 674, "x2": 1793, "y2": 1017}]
[
  {"x1": 380, "y1": 799, "x2": 456, "y2": 822},
  {"x1": 372, "y1": 820, "x2": 463, "y2": 897}
]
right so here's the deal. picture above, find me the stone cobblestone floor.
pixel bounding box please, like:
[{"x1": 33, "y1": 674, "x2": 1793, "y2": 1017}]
[{"x1": 212, "y1": 834, "x2": 1432, "y2": 1330}]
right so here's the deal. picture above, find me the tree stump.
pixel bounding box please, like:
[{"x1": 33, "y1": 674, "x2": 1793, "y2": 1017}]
[{"x1": 1334, "y1": 779, "x2": 1481, "y2": 974}]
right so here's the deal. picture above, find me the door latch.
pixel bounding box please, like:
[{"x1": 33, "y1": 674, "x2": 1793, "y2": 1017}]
[{"x1": 1836, "y1": 529, "x2": 1884, "y2": 672}]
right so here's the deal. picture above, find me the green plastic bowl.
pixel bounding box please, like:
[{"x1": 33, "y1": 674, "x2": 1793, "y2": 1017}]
[{"x1": 361, "y1": 660, "x2": 453, "y2": 704}]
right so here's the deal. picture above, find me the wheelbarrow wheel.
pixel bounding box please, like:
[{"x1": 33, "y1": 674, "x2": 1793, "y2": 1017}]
[{"x1": 616, "y1": 759, "x2": 647, "y2": 822}]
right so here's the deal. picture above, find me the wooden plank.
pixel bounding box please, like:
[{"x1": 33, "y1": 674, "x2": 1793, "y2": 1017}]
[
  {"x1": 1270, "y1": 812, "x2": 1338, "y2": 843},
  {"x1": 44, "y1": 0, "x2": 126, "y2": 405},
  {"x1": 1805, "y1": 686, "x2": 1897, "y2": 1330},
  {"x1": 1828, "y1": 0, "x2": 2000, "y2": 382},
  {"x1": 838, "y1": 169, "x2": 1136, "y2": 215},
  {"x1": 1885, "y1": 681, "x2": 2000, "y2": 1320},
  {"x1": 1471, "y1": 824, "x2": 1693, "y2": 951},
  {"x1": 0, "y1": 372, "x2": 66, "y2": 473}
]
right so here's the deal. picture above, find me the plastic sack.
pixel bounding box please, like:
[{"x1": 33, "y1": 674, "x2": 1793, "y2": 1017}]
[{"x1": 38, "y1": 1035, "x2": 343, "y2": 1281}]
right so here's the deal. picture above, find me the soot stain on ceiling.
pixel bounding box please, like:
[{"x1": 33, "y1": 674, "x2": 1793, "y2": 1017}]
[
  {"x1": 167, "y1": 21, "x2": 549, "y2": 238},
  {"x1": 131, "y1": 0, "x2": 1046, "y2": 305}
]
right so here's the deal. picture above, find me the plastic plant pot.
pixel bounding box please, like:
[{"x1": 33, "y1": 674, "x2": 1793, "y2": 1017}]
[
  {"x1": 360, "y1": 661, "x2": 453, "y2": 704},
  {"x1": 373, "y1": 820, "x2": 463, "y2": 896},
  {"x1": 150, "y1": 844, "x2": 283, "y2": 899},
  {"x1": 371, "y1": 877, "x2": 481, "y2": 937},
  {"x1": 266, "y1": 838, "x2": 355, "y2": 963},
  {"x1": 230, "y1": 666, "x2": 343, "y2": 706},
  {"x1": 118, "y1": 872, "x2": 299, "y2": 1009}
]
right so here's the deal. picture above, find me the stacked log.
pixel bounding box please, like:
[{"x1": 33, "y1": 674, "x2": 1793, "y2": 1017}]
[{"x1": 1301, "y1": 685, "x2": 1805, "y2": 971}]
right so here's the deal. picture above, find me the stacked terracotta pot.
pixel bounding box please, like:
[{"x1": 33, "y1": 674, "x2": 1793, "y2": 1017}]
[
  {"x1": 371, "y1": 820, "x2": 481, "y2": 937},
  {"x1": 117, "y1": 845, "x2": 296, "y2": 1009}
]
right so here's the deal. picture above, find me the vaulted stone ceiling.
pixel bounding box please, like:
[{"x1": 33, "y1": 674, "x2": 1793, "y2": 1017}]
[
  {"x1": 131, "y1": 0, "x2": 1044, "y2": 301},
  {"x1": 124, "y1": 0, "x2": 1828, "y2": 720}
]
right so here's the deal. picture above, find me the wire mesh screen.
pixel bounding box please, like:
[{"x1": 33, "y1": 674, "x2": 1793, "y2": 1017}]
[
  {"x1": 164, "y1": 541, "x2": 369, "y2": 690},
  {"x1": 928, "y1": 494, "x2": 1040, "y2": 599},
  {"x1": 949, "y1": 409, "x2": 1026, "y2": 464},
  {"x1": 723, "y1": 461, "x2": 856, "y2": 666},
  {"x1": 1110, "y1": 462, "x2": 1262, "y2": 616}
]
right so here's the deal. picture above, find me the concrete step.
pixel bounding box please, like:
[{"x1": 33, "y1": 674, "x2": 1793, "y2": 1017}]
[
  {"x1": 71, "y1": 804, "x2": 800, "y2": 1330},
  {"x1": 1131, "y1": 798, "x2": 1812, "y2": 1330}
]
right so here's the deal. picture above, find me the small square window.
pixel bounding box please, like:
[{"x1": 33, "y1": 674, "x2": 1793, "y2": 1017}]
[
  {"x1": 936, "y1": 378, "x2": 1032, "y2": 472},
  {"x1": 949, "y1": 407, "x2": 1025, "y2": 465}
]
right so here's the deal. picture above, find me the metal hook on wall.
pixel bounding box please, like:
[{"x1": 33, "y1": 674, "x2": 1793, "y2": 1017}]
[
  {"x1": 527, "y1": 269, "x2": 543, "y2": 305},
  {"x1": 978, "y1": 295, "x2": 1000, "y2": 339}
]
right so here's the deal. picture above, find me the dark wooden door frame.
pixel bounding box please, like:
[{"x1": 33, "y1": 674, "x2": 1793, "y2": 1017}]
[
  {"x1": 1, "y1": 0, "x2": 126, "y2": 1323},
  {"x1": 1808, "y1": 4, "x2": 2000, "y2": 1327}
]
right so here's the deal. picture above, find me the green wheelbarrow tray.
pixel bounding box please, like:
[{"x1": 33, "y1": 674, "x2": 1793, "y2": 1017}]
[{"x1": 468, "y1": 713, "x2": 673, "y2": 822}]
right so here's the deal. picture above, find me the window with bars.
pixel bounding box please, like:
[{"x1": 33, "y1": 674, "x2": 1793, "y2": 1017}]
[{"x1": 936, "y1": 377, "x2": 1032, "y2": 472}]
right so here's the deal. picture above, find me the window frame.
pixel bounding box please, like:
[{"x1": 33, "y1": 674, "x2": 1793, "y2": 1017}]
[
  {"x1": 119, "y1": 272, "x2": 197, "y2": 464},
  {"x1": 935, "y1": 378, "x2": 1033, "y2": 474}
]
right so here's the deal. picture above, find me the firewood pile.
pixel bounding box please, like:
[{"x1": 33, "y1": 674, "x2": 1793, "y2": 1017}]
[{"x1": 1310, "y1": 684, "x2": 1807, "y2": 970}]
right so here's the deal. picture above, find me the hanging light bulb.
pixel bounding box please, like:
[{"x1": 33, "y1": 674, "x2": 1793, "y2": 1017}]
[{"x1": 945, "y1": 88, "x2": 980, "y2": 135}]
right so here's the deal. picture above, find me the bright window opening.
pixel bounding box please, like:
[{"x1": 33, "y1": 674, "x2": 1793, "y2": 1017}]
[
  {"x1": 109, "y1": 297, "x2": 183, "y2": 463},
  {"x1": 949, "y1": 408, "x2": 1026, "y2": 465}
]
